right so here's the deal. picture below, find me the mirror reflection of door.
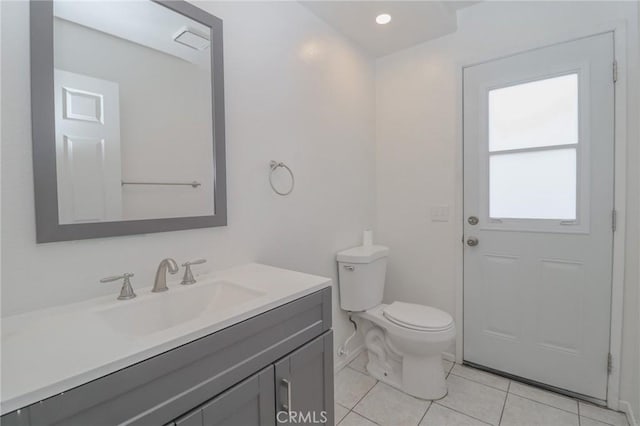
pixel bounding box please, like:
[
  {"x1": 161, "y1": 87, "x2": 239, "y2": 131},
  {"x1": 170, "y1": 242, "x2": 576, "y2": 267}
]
[{"x1": 54, "y1": 70, "x2": 122, "y2": 224}]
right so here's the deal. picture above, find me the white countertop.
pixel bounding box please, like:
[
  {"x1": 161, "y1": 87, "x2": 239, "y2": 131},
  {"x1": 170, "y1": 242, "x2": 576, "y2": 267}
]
[{"x1": 0, "y1": 263, "x2": 331, "y2": 415}]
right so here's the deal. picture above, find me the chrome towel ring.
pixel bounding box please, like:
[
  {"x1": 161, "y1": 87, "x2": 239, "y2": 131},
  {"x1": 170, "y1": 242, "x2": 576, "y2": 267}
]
[{"x1": 269, "y1": 160, "x2": 295, "y2": 196}]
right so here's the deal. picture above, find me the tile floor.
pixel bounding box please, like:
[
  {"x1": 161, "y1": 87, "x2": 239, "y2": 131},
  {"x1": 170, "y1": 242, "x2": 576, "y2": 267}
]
[{"x1": 335, "y1": 352, "x2": 629, "y2": 426}]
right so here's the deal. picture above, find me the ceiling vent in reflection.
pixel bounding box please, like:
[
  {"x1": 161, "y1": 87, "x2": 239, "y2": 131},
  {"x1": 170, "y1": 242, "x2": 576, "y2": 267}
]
[{"x1": 174, "y1": 29, "x2": 210, "y2": 50}]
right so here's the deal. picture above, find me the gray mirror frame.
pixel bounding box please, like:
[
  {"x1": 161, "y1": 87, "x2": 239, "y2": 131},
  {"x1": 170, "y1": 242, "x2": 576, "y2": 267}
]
[{"x1": 30, "y1": 0, "x2": 227, "y2": 243}]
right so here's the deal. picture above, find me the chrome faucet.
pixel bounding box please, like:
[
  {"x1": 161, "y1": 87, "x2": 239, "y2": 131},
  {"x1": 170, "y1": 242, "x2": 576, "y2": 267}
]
[
  {"x1": 152, "y1": 258, "x2": 179, "y2": 292},
  {"x1": 181, "y1": 258, "x2": 207, "y2": 285},
  {"x1": 100, "y1": 273, "x2": 137, "y2": 300}
]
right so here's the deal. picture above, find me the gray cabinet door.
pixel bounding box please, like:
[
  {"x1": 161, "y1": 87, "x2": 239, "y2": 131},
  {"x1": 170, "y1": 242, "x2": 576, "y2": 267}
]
[
  {"x1": 200, "y1": 365, "x2": 275, "y2": 426},
  {"x1": 275, "y1": 331, "x2": 334, "y2": 426}
]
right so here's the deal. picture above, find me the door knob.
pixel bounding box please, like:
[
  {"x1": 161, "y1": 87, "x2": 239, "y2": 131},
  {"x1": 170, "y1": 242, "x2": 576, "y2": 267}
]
[
  {"x1": 466, "y1": 237, "x2": 479, "y2": 247},
  {"x1": 468, "y1": 216, "x2": 479, "y2": 225}
]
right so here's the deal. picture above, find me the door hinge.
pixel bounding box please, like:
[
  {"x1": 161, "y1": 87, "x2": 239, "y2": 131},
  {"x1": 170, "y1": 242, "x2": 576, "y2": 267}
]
[
  {"x1": 607, "y1": 353, "x2": 613, "y2": 374},
  {"x1": 613, "y1": 60, "x2": 618, "y2": 83},
  {"x1": 612, "y1": 209, "x2": 617, "y2": 232}
]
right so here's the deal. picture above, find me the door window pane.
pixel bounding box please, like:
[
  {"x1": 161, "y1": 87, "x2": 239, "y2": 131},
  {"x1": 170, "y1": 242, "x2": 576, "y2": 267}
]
[
  {"x1": 489, "y1": 74, "x2": 578, "y2": 152},
  {"x1": 490, "y1": 148, "x2": 576, "y2": 220}
]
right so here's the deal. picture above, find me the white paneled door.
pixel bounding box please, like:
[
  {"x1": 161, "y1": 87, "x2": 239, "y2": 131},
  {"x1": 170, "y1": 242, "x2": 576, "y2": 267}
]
[
  {"x1": 54, "y1": 69, "x2": 122, "y2": 224},
  {"x1": 463, "y1": 33, "x2": 615, "y2": 400}
]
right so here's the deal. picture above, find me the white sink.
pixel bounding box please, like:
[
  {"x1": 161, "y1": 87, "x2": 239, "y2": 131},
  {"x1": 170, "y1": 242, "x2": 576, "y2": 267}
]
[{"x1": 96, "y1": 280, "x2": 265, "y2": 336}]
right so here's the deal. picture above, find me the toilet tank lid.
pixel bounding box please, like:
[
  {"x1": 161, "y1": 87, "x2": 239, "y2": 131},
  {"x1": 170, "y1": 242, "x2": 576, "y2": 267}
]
[{"x1": 337, "y1": 245, "x2": 389, "y2": 264}]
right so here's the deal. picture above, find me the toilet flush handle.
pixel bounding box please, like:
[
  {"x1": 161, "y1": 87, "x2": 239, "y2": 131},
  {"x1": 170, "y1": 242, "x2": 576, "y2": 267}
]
[{"x1": 343, "y1": 265, "x2": 355, "y2": 271}]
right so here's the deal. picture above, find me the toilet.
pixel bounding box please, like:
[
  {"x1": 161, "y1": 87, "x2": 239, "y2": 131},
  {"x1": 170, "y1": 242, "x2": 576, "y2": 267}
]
[{"x1": 337, "y1": 245, "x2": 456, "y2": 400}]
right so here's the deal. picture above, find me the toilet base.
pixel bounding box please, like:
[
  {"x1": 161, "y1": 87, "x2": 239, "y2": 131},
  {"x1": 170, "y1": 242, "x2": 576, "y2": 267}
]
[
  {"x1": 402, "y1": 354, "x2": 447, "y2": 400},
  {"x1": 364, "y1": 349, "x2": 447, "y2": 401},
  {"x1": 355, "y1": 309, "x2": 454, "y2": 401}
]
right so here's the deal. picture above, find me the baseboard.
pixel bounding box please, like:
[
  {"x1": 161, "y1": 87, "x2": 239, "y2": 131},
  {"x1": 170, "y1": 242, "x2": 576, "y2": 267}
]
[
  {"x1": 334, "y1": 344, "x2": 364, "y2": 373},
  {"x1": 442, "y1": 351, "x2": 456, "y2": 363},
  {"x1": 620, "y1": 400, "x2": 638, "y2": 426}
]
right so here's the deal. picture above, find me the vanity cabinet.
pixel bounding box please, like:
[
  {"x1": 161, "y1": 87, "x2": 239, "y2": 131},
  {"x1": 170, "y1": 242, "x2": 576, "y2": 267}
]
[{"x1": 1, "y1": 287, "x2": 333, "y2": 426}]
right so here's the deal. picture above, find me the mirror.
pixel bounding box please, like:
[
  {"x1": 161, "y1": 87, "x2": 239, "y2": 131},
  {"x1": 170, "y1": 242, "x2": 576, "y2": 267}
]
[{"x1": 31, "y1": 0, "x2": 226, "y2": 242}]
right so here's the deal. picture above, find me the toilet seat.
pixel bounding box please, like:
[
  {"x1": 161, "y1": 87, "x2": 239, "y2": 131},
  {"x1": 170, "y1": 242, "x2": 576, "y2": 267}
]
[{"x1": 383, "y1": 302, "x2": 454, "y2": 332}]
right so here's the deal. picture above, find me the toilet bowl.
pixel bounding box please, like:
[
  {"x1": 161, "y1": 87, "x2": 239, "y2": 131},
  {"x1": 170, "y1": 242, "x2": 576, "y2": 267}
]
[
  {"x1": 356, "y1": 303, "x2": 455, "y2": 400},
  {"x1": 337, "y1": 245, "x2": 456, "y2": 400}
]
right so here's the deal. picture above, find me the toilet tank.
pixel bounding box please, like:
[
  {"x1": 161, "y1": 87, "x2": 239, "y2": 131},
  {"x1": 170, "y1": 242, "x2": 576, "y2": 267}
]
[{"x1": 337, "y1": 245, "x2": 389, "y2": 312}]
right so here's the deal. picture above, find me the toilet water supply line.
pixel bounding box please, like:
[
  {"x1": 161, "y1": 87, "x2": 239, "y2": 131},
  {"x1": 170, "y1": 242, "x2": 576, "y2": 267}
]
[{"x1": 338, "y1": 313, "x2": 358, "y2": 357}]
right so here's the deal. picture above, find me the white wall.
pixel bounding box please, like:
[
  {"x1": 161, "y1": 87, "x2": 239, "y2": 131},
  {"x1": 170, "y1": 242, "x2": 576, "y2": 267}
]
[
  {"x1": 0, "y1": 0, "x2": 376, "y2": 366},
  {"x1": 375, "y1": 0, "x2": 639, "y2": 414}
]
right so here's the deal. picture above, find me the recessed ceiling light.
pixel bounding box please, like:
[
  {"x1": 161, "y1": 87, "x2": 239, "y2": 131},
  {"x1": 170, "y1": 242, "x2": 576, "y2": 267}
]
[{"x1": 376, "y1": 13, "x2": 392, "y2": 25}]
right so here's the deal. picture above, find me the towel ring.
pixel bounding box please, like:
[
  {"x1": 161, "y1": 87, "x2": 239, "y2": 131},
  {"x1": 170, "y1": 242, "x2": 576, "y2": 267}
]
[{"x1": 269, "y1": 160, "x2": 295, "y2": 196}]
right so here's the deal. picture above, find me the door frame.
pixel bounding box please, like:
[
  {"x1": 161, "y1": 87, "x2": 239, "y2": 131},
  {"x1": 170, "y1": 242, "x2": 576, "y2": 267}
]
[{"x1": 454, "y1": 24, "x2": 629, "y2": 410}]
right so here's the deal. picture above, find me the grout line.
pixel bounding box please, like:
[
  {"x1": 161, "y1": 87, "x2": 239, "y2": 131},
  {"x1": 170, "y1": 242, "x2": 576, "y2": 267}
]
[
  {"x1": 448, "y1": 370, "x2": 510, "y2": 392},
  {"x1": 446, "y1": 362, "x2": 454, "y2": 378},
  {"x1": 350, "y1": 380, "x2": 379, "y2": 411},
  {"x1": 417, "y1": 401, "x2": 433, "y2": 426},
  {"x1": 510, "y1": 393, "x2": 580, "y2": 417},
  {"x1": 336, "y1": 401, "x2": 351, "y2": 425},
  {"x1": 507, "y1": 387, "x2": 581, "y2": 417},
  {"x1": 351, "y1": 410, "x2": 382, "y2": 425},
  {"x1": 497, "y1": 380, "x2": 511, "y2": 425},
  {"x1": 337, "y1": 402, "x2": 351, "y2": 411},
  {"x1": 432, "y1": 401, "x2": 493, "y2": 425}
]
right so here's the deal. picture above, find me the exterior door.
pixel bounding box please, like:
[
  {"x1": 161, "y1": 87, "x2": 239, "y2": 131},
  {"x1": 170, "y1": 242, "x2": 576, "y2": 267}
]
[
  {"x1": 463, "y1": 33, "x2": 615, "y2": 400},
  {"x1": 275, "y1": 332, "x2": 334, "y2": 425},
  {"x1": 54, "y1": 69, "x2": 122, "y2": 224}
]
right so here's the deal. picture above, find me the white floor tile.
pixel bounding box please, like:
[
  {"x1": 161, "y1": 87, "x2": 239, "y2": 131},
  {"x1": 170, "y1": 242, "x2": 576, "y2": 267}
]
[
  {"x1": 338, "y1": 411, "x2": 378, "y2": 426},
  {"x1": 335, "y1": 403, "x2": 350, "y2": 424},
  {"x1": 420, "y1": 403, "x2": 490, "y2": 425},
  {"x1": 353, "y1": 382, "x2": 430, "y2": 426},
  {"x1": 508, "y1": 381, "x2": 578, "y2": 413},
  {"x1": 449, "y1": 364, "x2": 510, "y2": 391},
  {"x1": 579, "y1": 402, "x2": 629, "y2": 426},
  {"x1": 438, "y1": 374, "x2": 507, "y2": 425},
  {"x1": 501, "y1": 393, "x2": 578, "y2": 426},
  {"x1": 335, "y1": 367, "x2": 377, "y2": 409},
  {"x1": 349, "y1": 351, "x2": 369, "y2": 374}
]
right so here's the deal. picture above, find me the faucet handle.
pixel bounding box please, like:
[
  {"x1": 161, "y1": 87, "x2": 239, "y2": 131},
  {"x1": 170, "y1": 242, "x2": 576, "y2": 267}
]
[
  {"x1": 100, "y1": 273, "x2": 136, "y2": 300},
  {"x1": 182, "y1": 258, "x2": 206, "y2": 266},
  {"x1": 181, "y1": 259, "x2": 206, "y2": 285}
]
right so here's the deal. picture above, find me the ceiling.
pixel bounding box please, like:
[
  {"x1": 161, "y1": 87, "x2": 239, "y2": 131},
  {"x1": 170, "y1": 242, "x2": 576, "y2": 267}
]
[{"x1": 299, "y1": 1, "x2": 478, "y2": 58}]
